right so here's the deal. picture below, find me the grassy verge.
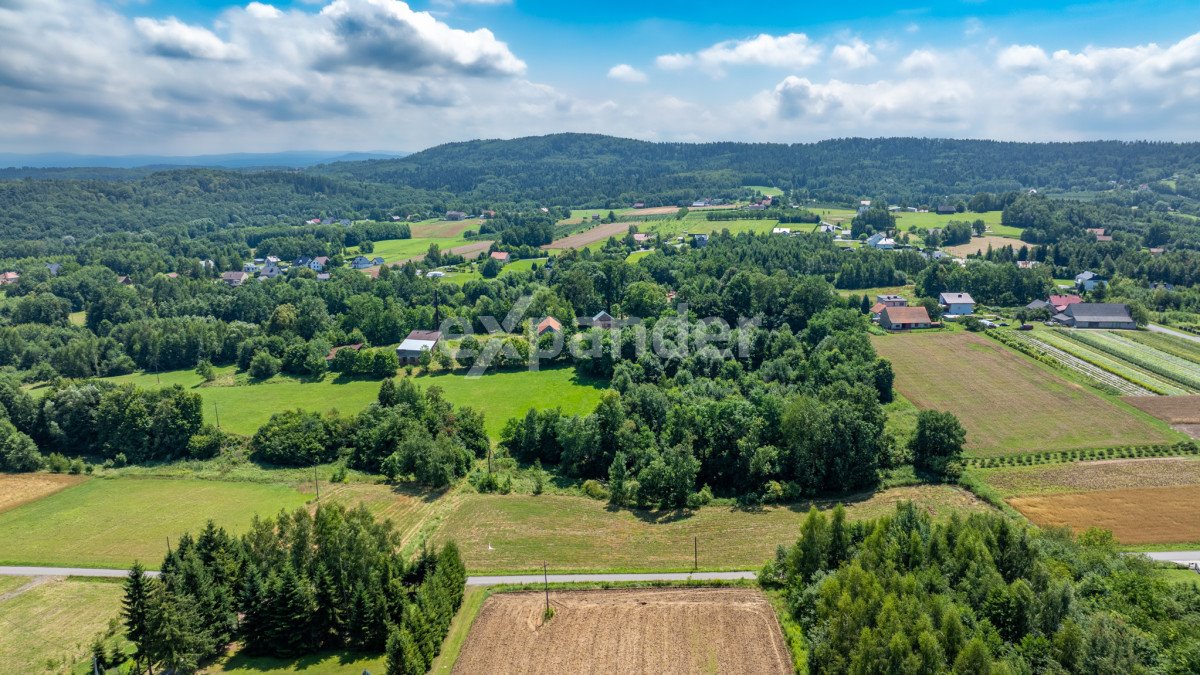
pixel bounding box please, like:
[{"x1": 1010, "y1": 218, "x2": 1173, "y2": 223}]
[
  {"x1": 428, "y1": 585, "x2": 488, "y2": 674},
  {"x1": 764, "y1": 588, "x2": 808, "y2": 674}
]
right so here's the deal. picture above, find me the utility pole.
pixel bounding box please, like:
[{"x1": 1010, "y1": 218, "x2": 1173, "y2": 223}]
[
  {"x1": 543, "y1": 561, "x2": 549, "y2": 616},
  {"x1": 694, "y1": 536, "x2": 698, "y2": 572},
  {"x1": 213, "y1": 402, "x2": 220, "y2": 429}
]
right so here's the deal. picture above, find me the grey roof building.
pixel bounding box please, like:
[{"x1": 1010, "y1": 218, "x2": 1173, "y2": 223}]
[{"x1": 1062, "y1": 303, "x2": 1135, "y2": 329}]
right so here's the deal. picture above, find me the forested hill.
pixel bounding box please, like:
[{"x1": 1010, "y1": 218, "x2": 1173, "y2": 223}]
[{"x1": 317, "y1": 133, "x2": 1200, "y2": 207}]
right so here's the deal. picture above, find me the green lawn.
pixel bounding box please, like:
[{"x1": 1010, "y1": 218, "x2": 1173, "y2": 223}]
[
  {"x1": 433, "y1": 256, "x2": 547, "y2": 286},
  {"x1": 744, "y1": 185, "x2": 784, "y2": 197},
  {"x1": 0, "y1": 477, "x2": 310, "y2": 568},
  {"x1": 645, "y1": 218, "x2": 780, "y2": 238},
  {"x1": 0, "y1": 577, "x2": 126, "y2": 674},
  {"x1": 626, "y1": 249, "x2": 656, "y2": 263},
  {"x1": 102, "y1": 365, "x2": 607, "y2": 439},
  {"x1": 350, "y1": 236, "x2": 471, "y2": 263}
]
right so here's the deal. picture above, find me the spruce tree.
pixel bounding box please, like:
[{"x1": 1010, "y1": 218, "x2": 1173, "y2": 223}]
[
  {"x1": 378, "y1": 378, "x2": 399, "y2": 407},
  {"x1": 122, "y1": 563, "x2": 151, "y2": 672}
]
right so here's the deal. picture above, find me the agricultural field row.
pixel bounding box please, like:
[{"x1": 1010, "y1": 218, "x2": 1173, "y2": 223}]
[
  {"x1": 1059, "y1": 329, "x2": 1200, "y2": 392},
  {"x1": 996, "y1": 330, "x2": 1154, "y2": 396},
  {"x1": 1122, "y1": 329, "x2": 1200, "y2": 364},
  {"x1": 1028, "y1": 330, "x2": 1190, "y2": 395}
]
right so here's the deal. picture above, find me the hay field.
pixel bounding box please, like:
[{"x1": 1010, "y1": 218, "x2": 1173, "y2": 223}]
[
  {"x1": 543, "y1": 221, "x2": 632, "y2": 250},
  {"x1": 0, "y1": 473, "x2": 84, "y2": 514},
  {"x1": 873, "y1": 331, "x2": 1170, "y2": 456},
  {"x1": 433, "y1": 485, "x2": 988, "y2": 574},
  {"x1": 1009, "y1": 485, "x2": 1200, "y2": 544},
  {"x1": 944, "y1": 235, "x2": 1023, "y2": 257},
  {"x1": 0, "y1": 577, "x2": 125, "y2": 674},
  {"x1": 978, "y1": 457, "x2": 1200, "y2": 497},
  {"x1": 452, "y1": 588, "x2": 790, "y2": 675}
]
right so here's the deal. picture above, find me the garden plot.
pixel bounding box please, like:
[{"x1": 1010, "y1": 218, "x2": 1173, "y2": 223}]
[
  {"x1": 1031, "y1": 330, "x2": 1189, "y2": 395},
  {"x1": 1002, "y1": 330, "x2": 1153, "y2": 396},
  {"x1": 1059, "y1": 330, "x2": 1200, "y2": 393}
]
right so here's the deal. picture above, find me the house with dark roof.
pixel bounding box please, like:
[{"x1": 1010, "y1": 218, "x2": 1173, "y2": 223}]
[
  {"x1": 1025, "y1": 299, "x2": 1050, "y2": 312},
  {"x1": 445, "y1": 211, "x2": 467, "y2": 221},
  {"x1": 396, "y1": 330, "x2": 442, "y2": 364},
  {"x1": 880, "y1": 306, "x2": 932, "y2": 331},
  {"x1": 1059, "y1": 303, "x2": 1135, "y2": 329},
  {"x1": 350, "y1": 256, "x2": 373, "y2": 269},
  {"x1": 325, "y1": 343, "x2": 363, "y2": 362},
  {"x1": 259, "y1": 264, "x2": 283, "y2": 279},
  {"x1": 936, "y1": 204, "x2": 957, "y2": 215},
  {"x1": 876, "y1": 295, "x2": 907, "y2": 307},
  {"x1": 581, "y1": 310, "x2": 617, "y2": 329},
  {"x1": 221, "y1": 271, "x2": 249, "y2": 288},
  {"x1": 939, "y1": 292, "x2": 975, "y2": 316}
]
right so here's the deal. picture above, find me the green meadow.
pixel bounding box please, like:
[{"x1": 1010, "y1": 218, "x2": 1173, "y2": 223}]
[
  {"x1": 100, "y1": 364, "x2": 608, "y2": 439},
  {"x1": 349, "y1": 236, "x2": 471, "y2": 263}
]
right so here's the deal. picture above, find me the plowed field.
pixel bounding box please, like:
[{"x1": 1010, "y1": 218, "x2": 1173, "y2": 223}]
[{"x1": 452, "y1": 588, "x2": 791, "y2": 675}]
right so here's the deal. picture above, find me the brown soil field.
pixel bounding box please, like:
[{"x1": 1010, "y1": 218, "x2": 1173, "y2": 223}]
[
  {"x1": 0, "y1": 474, "x2": 84, "y2": 514},
  {"x1": 543, "y1": 222, "x2": 633, "y2": 250},
  {"x1": 1122, "y1": 396, "x2": 1200, "y2": 424},
  {"x1": 872, "y1": 331, "x2": 1168, "y2": 456},
  {"x1": 452, "y1": 588, "x2": 790, "y2": 675},
  {"x1": 980, "y1": 457, "x2": 1200, "y2": 497},
  {"x1": 944, "y1": 235, "x2": 1020, "y2": 257},
  {"x1": 393, "y1": 240, "x2": 494, "y2": 266},
  {"x1": 630, "y1": 206, "x2": 682, "y2": 216},
  {"x1": 1009, "y1": 485, "x2": 1200, "y2": 544}
]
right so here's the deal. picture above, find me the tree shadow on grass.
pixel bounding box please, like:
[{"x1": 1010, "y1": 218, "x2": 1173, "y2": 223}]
[{"x1": 217, "y1": 648, "x2": 378, "y2": 673}]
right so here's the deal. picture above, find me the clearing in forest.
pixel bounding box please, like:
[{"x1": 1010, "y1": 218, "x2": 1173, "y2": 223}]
[
  {"x1": 451, "y1": 588, "x2": 791, "y2": 675},
  {"x1": 943, "y1": 235, "x2": 1023, "y2": 257},
  {"x1": 871, "y1": 331, "x2": 1171, "y2": 456}
]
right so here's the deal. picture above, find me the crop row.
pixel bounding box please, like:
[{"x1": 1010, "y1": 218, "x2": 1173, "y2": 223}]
[
  {"x1": 1121, "y1": 330, "x2": 1200, "y2": 366},
  {"x1": 1059, "y1": 330, "x2": 1200, "y2": 393},
  {"x1": 1027, "y1": 330, "x2": 1188, "y2": 395},
  {"x1": 965, "y1": 440, "x2": 1199, "y2": 469},
  {"x1": 992, "y1": 330, "x2": 1152, "y2": 396}
]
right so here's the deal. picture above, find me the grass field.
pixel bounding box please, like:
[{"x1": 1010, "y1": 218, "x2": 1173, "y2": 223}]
[
  {"x1": 872, "y1": 331, "x2": 1173, "y2": 456},
  {"x1": 745, "y1": 185, "x2": 784, "y2": 197},
  {"x1": 0, "y1": 577, "x2": 125, "y2": 674},
  {"x1": 837, "y1": 284, "x2": 915, "y2": 299},
  {"x1": 410, "y1": 219, "x2": 480, "y2": 238},
  {"x1": 452, "y1": 588, "x2": 790, "y2": 675},
  {"x1": 973, "y1": 457, "x2": 1200, "y2": 497},
  {"x1": 104, "y1": 365, "x2": 608, "y2": 439},
  {"x1": 349, "y1": 236, "x2": 472, "y2": 263},
  {"x1": 0, "y1": 478, "x2": 310, "y2": 568},
  {"x1": 207, "y1": 651, "x2": 385, "y2": 674},
  {"x1": 644, "y1": 218, "x2": 780, "y2": 239},
  {"x1": 432, "y1": 485, "x2": 988, "y2": 574}
]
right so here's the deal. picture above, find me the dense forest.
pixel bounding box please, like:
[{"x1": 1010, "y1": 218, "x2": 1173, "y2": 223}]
[{"x1": 764, "y1": 503, "x2": 1200, "y2": 673}]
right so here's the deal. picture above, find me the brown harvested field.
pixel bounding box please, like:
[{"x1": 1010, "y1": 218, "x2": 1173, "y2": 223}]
[
  {"x1": 630, "y1": 205, "x2": 682, "y2": 216},
  {"x1": 542, "y1": 221, "x2": 633, "y2": 250},
  {"x1": 1122, "y1": 396, "x2": 1200, "y2": 424},
  {"x1": 0, "y1": 473, "x2": 84, "y2": 514},
  {"x1": 872, "y1": 331, "x2": 1170, "y2": 456},
  {"x1": 411, "y1": 219, "x2": 480, "y2": 238},
  {"x1": 978, "y1": 457, "x2": 1200, "y2": 497},
  {"x1": 452, "y1": 588, "x2": 790, "y2": 675},
  {"x1": 1009, "y1": 485, "x2": 1200, "y2": 544},
  {"x1": 944, "y1": 235, "x2": 1020, "y2": 257},
  {"x1": 394, "y1": 240, "x2": 494, "y2": 265}
]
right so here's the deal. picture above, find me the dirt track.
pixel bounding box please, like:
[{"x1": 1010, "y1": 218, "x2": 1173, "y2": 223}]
[{"x1": 452, "y1": 587, "x2": 791, "y2": 675}]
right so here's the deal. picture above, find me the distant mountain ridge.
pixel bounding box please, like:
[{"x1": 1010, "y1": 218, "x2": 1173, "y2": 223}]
[{"x1": 0, "y1": 150, "x2": 408, "y2": 170}]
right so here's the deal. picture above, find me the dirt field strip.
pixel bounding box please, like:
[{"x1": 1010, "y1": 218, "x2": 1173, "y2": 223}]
[
  {"x1": 0, "y1": 474, "x2": 85, "y2": 514},
  {"x1": 0, "y1": 575, "x2": 63, "y2": 602},
  {"x1": 943, "y1": 235, "x2": 1020, "y2": 257},
  {"x1": 451, "y1": 588, "x2": 791, "y2": 675},
  {"x1": 542, "y1": 221, "x2": 634, "y2": 250},
  {"x1": 1009, "y1": 485, "x2": 1200, "y2": 544},
  {"x1": 1122, "y1": 396, "x2": 1200, "y2": 424}
]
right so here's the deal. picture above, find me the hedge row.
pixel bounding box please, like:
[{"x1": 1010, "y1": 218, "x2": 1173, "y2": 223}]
[{"x1": 966, "y1": 441, "x2": 1199, "y2": 469}]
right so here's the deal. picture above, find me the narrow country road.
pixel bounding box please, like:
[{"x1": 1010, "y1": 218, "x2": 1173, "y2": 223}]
[
  {"x1": 1148, "y1": 324, "x2": 1200, "y2": 344},
  {"x1": 0, "y1": 565, "x2": 754, "y2": 585}
]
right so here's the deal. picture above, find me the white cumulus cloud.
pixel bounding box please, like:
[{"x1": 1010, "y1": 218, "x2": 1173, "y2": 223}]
[
  {"x1": 656, "y1": 33, "x2": 822, "y2": 76},
  {"x1": 608, "y1": 64, "x2": 648, "y2": 83},
  {"x1": 831, "y1": 39, "x2": 878, "y2": 69},
  {"x1": 134, "y1": 17, "x2": 242, "y2": 60}
]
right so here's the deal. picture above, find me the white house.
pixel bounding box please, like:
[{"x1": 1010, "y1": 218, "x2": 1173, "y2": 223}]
[
  {"x1": 396, "y1": 330, "x2": 441, "y2": 364},
  {"x1": 771, "y1": 227, "x2": 791, "y2": 235},
  {"x1": 1075, "y1": 271, "x2": 1107, "y2": 292},
  {"x1": 866, "y1": 232, "x2": 895, "y2": 250},
  {"x1": 939, "y1": 292, "x2": 976, "y2": 316}
]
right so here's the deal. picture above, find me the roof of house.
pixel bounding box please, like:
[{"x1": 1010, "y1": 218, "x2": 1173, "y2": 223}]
[
  {"x1": 0, "y1": 271, "x2": 19, "y2": 280},
  {"x1": 406, "y1": 330, "x2": 442, "y2": 342},
  {"x1": 882, "y1": 306, "x2": 932, "y2": 324},
  {"x1": 877, "y1": 294, "x2": 905, "y2": 302},
  {"x1": 593, "y1": 310, "x2": 614, "y2": 321},
  {"x1": 1095, "y1": 235, "x2": 1113, "y2": 242},
  {"x1": 1075, "y1": 270, "x2": 1101, "y2": 281},
  {"x1": 1067, "y1": 303, "x2": 1134, "y2": 323},
  {"x1": 221, "y1": 271, "x2": 248, "y2": 280},
  {"x1": 632, "y1": 233, "x2": 652, "y2": 242},
  {"x1": 537, "y1": 316, "x2": 562, "y2": 333},
  {"x1": 939, "y1": 292, "x2": 975, "y2": 305},
  {"x1": 489, "y1": 251, "x2": 510, "y2": 261},
  {"x1": 1025, "y1": 299, "x2": 1049, "y2": 310},
  {"x1": 326, "y1": 343, "x2": 363, "y2": 360},
  {"x1": 1048, "y1": 294, "x2": 1082, "y2": 308},
  {"x1": 870, "y1": 302, "x2": 888, "y2": 314}
]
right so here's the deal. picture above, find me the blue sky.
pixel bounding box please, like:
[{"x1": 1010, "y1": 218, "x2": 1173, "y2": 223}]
[{"x1": 1, "y1": 0, "x2": 1198, "y2": 153}]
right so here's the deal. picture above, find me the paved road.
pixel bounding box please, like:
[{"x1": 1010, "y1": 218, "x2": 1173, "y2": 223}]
[
  {"x1": 1143, "y1": 551, "x2": 1200, "y2": 565},
  {"x1": 0, "y1": 566, "x2": 160, "y2": 578},
  {"x1": 1148, "y1": 324, "x2": 1200, "y2": 345}
]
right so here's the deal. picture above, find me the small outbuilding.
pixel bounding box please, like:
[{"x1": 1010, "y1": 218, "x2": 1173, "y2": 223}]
[{"x1": 396, "y1": 330, "x2": 442, "y2": 364}]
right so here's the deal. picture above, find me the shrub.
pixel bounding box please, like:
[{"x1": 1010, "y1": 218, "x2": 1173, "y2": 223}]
[
  {"x1": 581, "y1": 479, "x2": 609, "y2": 500},
  {"x1": 46, "y1": 452, "x2": 70, "y2": 473}
]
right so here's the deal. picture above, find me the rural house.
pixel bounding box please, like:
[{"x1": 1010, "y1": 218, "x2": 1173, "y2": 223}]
[
  {"x1": 325, "y1": 343, "x2": 363, "y2": 362},
  {"x1": 939, "y1": 292, "x2": 976, "y2": 316},
  {"x1": 876, "y1": 294, "x2": 907, "y2": 308},
  {"x1": 489, "y1": 251, "x2": 510, "y2": 263},
  {"x1": 396, "y1": 330, "x2": 442, "y2": 364},
  {"x1": 1025, "y1": 299, "x2": 1050, "y2": 311},
  {"x1": 1075, "y1": 271, "x2": 1107, "y2": 291},
  {"x1": 445, "y1": 211, "x2": 467, "y2": 221},
  {"x1": 1048, "y1": 294, "x2": 1082, "y2": 313},
  {"x1": 0, "y1": 271, "x2": 19, "y2": 285},
  {"x1": 260, "y1": 264, "x2": 283, "y2": 279},
  {"x1": 582, "y1": 310, "x2": 617, "y2": 329},
  {"x1": 350, "y1": 256, "x2": 373, "y2": 269},
  {"x1": 243, "y1": 262, "x2": 261, "y2": 273},
  {"x1": 1057, "y1": 303, "x2": 1136, "y2": 329},
  {"x1": 866, "y1": 232, "x2": 896, "y2": 249},
  {"x1": 936, "y1": 204, "x2": 957, "y2": 215},
  {"x1": 221, "y1": 271, "x2": 249, "y2": 287},
  {"x1": 536, "y1": 317, "x2": 562, "y2": 335},
  {"x1": 880, "y1": 306, "x2": 932, "y2": 331}
]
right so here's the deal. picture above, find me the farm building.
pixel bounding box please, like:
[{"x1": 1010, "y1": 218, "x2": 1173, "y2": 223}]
[
  {"x1": 632, "y1": 233, "x2": 653, "y2": 244},
  {"x1": 396, "y1": 330, "x2": 442, "y2": 364},
  {"x1": 1056, "y1": 303, "x2": 1136, "y2": 329},
  {"x1": 1025, "y1": 299, "x2": 1050, "y2": 311},
  {"x1": 936, "y1": 204, "x2": 957, "y2": 215},
  {"x1": 445, "y1": 211, "x2": 467, "y2": 221},
  {"x1": 581, "y1": 310, "x2": 617, "y2": 329},
  {"x1": 771, "y1": 227, "x2": 791, "y2": 235},
  {"x1": 1075, "y1": 271, "x2": 1107, "y2": 291},
  {"x1": 221, "y1": 271, "x2": 249, "y2": 287},
  {"x1": 939, "y1": 292, "x2": 976, "y2": 316},
  {"x1": 350, "y1": 256, "x2": 373, "y2": 269},
  {"x1": 1048, "y1": 294, "x2": 1082, "y2": 312},
  {"x1": 325, "y1": 343, "x2": 362, "y2": 362},
  {"x1": 880, "y1": 306, "x2": 932, "y2": 331}
]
